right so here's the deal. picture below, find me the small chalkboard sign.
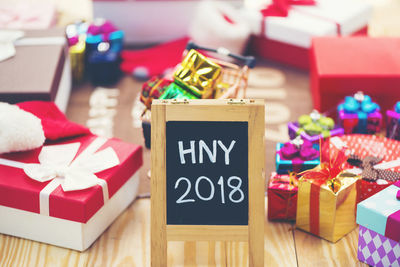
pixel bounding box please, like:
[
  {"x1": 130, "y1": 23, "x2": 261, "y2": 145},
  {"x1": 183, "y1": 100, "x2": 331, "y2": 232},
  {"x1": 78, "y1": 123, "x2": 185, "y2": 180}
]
[
  {"x1": 166, "y1": 121, "x2": 248, "y2": 225},
  {"x1": 151, "y1": 99, "x2": 265, "y2": 267}
]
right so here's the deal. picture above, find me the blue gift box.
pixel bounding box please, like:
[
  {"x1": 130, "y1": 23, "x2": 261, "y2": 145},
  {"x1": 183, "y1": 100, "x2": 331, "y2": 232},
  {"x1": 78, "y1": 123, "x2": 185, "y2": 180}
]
[{"x1": 275, "y1": 143, "x2": 320, "y2": 174}]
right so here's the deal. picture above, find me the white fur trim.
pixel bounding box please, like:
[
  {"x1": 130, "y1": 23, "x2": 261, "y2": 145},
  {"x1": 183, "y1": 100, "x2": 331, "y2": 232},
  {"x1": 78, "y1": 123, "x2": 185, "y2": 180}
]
[
  {"x1": 189, "y1": 1, "x2": 251, "y2": 55},
  {"x1": 0, "y1": 102, "x2": 45, "y2": 154}
]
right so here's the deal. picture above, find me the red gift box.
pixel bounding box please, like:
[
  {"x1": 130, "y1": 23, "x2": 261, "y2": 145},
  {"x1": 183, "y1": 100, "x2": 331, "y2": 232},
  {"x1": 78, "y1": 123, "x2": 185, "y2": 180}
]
[
  {"x1": 327, "y1": 134, "x2": 400, "y2": 203},
  {"x1": 267, "y1": 172, "x2": 298, "y2": 221},
  {"x1": 0, "y1": 134, "x2": 142, "y2": 223},
  {"x1": 310, "y1": 37, "x2": 400, "y2": 114}
]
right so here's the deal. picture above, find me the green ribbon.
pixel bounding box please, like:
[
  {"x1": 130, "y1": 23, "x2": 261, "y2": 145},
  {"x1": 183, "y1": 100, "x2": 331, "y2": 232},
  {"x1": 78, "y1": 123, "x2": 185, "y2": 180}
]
[{"x1": 297, "y1": 114, "x2": 334, "y2": 137}]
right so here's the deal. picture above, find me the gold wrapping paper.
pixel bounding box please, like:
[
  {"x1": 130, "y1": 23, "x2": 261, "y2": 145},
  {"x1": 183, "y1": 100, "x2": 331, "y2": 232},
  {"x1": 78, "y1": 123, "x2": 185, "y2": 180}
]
[
  {"x1": 174, "y1": 49, "x2": 221, "y2": 99},
  {"x1": 296, "y1": 171, "x2": 359, "y2": 243},
  {"x1": 69, "y1": 38, "x2": 86, "y2": 82}
]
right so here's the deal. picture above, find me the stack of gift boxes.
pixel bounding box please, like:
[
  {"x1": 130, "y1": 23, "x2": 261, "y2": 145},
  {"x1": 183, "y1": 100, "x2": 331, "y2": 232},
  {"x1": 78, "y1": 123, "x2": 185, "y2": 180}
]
[
  {"x1": 66, "y1": 19, "x2": 124, "y2": 85},
  {"x1": 267, "y1": 93, "x2": 400, "y2": 263},
  {"x1": 249, "y1": 0, "x2": 400, "y2": 264}
]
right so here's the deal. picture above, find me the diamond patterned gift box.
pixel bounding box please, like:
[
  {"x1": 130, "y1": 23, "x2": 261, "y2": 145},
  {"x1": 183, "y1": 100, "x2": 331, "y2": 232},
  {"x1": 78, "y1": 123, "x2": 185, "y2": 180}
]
[{"x1": 358, "y1": 225, "x2": 400, "y2": 267}]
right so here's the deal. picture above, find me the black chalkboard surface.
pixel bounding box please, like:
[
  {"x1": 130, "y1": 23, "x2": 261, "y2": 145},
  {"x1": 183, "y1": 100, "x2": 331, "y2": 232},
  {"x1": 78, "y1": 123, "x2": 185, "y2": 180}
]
[{"x1": 166, "y1": 121, "x2": 248, "y2": 225}]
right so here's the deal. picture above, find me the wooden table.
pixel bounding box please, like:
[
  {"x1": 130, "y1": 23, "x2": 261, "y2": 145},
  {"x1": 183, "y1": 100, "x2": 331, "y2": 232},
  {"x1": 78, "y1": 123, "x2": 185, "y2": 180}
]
[{"x1": 2, "y1": 0, "x2": 400, "y2": 266}]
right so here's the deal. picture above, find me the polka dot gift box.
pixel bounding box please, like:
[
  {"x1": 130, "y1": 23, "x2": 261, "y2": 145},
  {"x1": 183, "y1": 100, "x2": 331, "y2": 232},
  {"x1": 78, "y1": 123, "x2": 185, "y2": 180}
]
[
  {"x1": 356, "y1": 181, "x2": 400, "y2": 266},
  {"x1": 327, "y1": 134, "x2": 400, "y2": 204}
]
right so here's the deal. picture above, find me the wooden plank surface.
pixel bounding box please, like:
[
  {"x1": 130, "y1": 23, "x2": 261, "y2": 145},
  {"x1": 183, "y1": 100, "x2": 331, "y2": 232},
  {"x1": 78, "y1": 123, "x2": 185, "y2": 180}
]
[{"x1": 1, "y1": 0, "x2": 399, "y2": 265}]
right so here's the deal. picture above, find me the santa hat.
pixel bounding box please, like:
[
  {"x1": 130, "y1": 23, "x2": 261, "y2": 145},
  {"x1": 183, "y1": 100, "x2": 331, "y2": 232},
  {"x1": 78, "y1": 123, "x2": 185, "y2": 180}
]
[{"x1": 0, "y1": 101, "x2": 90, "y2": 154}]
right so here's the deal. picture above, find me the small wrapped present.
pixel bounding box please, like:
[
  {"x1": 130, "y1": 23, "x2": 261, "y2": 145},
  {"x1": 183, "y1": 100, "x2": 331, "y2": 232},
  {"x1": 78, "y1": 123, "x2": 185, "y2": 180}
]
[
  {"x1": 87, "y1": 42, "x2": 121, "y2": 85},
  {"x1": 337, "y1": 91, "x2": 382, "y2": 134},
  {"x1": 86, "y1": 19, "x2": 124, "y2": 53},
  {"x1": 174, "y1": 49, "x2": 221, "y2": 99},
  {"x1": 276, "y1": 137, "x2": 319, "y2": 174},
  {"x1": 387, "y1": 101, "x2": 400, "y2": 140},
  {"x1": 296, "y1": 141, "x2": 359, "y2": 242},
  {"x1": 244, "y1": 0, "x2": 371, "y2": 69},
  {"x1": 0, "y1": 102, "x2": 143, "y2": 251},
  {"x1": 288, "y1": 110, "x2": 344, "y2": 143},
  {"x1": 347, "y1": 154, "x2": 400, "y2": 204},
  {"x1": 267, "y1": 172, "x2": 298, "y2": 221},
  {"x1": 357, "y1": 181, "x2": 400, "y2": 266},
  {"x1": 66, "y1": 21, "x2": 88, "y2": 83},
  {"x1": 140, "y1": 76, "x2": 173, "y2": 109}
]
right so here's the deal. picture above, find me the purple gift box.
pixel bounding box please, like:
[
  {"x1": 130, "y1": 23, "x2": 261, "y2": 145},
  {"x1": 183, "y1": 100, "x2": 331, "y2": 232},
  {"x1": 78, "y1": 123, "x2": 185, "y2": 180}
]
[
  {"x1": 288, "y1": 122, "x2": 343, "y2": 143},
  {"x1": 358, "y1": 226, "x2": 400, "y2": 267},
  {"x1": 387, "y1": 105, "x2": 400, "y2": 141},
  {"x1": 357, "y1": 181, "x2": 400, "y2": 266}
]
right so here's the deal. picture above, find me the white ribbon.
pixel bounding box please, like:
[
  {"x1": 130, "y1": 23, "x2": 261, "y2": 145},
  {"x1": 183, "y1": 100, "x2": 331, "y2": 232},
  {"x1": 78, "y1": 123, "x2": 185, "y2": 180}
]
[{"x1": 0, "y1": 137, "x2": 120, "y2": 216}]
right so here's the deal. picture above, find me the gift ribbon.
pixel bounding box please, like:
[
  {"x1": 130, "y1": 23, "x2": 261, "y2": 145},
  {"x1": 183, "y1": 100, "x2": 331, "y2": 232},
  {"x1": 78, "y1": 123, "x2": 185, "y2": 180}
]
[
  {"x1": 260, "y1": 0, "x2": 342, "y2": 37},
  {"x1": 300, "y1": 138, "x2": 352, "y2": 236},
  {"x1": 347, "y1": 155, "x2": 400, "y2": 182},
  {"x1": 0, "y1": 137, "x2": 119, "y2": 216}
]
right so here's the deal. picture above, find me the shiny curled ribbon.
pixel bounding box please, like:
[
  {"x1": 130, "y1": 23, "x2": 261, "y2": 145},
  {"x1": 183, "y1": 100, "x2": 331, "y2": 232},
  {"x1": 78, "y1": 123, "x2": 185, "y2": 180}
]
[
  {"x1": 347, "y1": 154, "x2": 400, "y2": 182},
  {"x1": 280, "y1": 138, "x2": 319, "y2": 161},
  {"x1": 297, "y1": 111, "x2": 334, "y2": 137},
  {"x1": 300, "y1": 138, "x2": 351, "y2": 193},
  {"x1": 338, "y1": 92, "x2": 379, "y2": 115},
  {"x1": 0, "y1": 137, "x2": 120, "y2": 216}
]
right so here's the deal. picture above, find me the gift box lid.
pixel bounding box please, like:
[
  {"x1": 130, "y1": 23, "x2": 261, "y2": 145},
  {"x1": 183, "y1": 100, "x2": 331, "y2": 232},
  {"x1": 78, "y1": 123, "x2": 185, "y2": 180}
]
[
  {"x1": 0, "y1": 28, "x2": 67, "y2": 104},
  {"x1": 245, "y1": 0, "x2": 371, "y2": 48},
  {"x1": 312, "y1": 37, "x2": 400, "y2": 77},
  {"x1": 0, "y1": 134, "x2": 143, "y2": 223},
  {"x1": 357, "y1": 181, "x2": 400, "y2": 242}
]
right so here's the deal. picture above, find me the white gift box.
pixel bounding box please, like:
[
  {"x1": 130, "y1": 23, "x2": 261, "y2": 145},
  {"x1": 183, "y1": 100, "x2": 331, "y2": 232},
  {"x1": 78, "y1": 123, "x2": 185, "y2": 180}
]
[
  {"x1": 0, "y1": 172, "x2": 140, "y2": 251},
  {"x1": 93, "y1": 0, "x2": 242, "y2": 44},
  {"x1": 243, "y1": 0, "x2": 372, "y2": 69}
]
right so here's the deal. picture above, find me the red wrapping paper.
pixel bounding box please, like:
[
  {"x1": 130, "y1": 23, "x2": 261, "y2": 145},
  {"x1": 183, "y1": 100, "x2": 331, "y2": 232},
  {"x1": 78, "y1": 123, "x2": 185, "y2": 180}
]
[
  {"x1": 0, "y1": 134, "x2": 142, "y2": 223},
  {"x1": 267, "y1": 172, "x2": 298, "y2": 221},
  {"x1": 310, "y1": 37, "x2": 400, "y2": 114},
  {"x1": 327, "y1": 134, "x2": 400, "y2": 203}
]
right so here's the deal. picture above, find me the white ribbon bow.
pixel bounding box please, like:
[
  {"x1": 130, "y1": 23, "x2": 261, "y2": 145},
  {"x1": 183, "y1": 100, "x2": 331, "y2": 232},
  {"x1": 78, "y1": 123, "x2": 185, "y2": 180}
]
[
  {"x1": 0, "y1": 137, "x2": 120, "y2": 216},
  {"x1": 24, "y1": 140, "x2": 119, "y2": 192}
]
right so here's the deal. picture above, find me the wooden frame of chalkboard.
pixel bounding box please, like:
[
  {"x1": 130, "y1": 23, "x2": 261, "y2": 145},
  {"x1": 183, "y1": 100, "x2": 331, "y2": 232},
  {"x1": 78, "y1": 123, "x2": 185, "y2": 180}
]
[{"x1": 151, "y1": 99, "x2": 265, "y2": 266}]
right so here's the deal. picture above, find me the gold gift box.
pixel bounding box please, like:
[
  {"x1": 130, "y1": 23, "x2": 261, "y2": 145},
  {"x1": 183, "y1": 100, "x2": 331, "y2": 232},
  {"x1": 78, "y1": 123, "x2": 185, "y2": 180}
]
[
  {"x1": 296, "y1": 171, "x2": 359, "y2": 243},
  {"x1": 69, "y1": 37, "x2": 86, "y2": 82},
  {"x1": 174, "y1": 49, "x2": 221, "y2": 99}
]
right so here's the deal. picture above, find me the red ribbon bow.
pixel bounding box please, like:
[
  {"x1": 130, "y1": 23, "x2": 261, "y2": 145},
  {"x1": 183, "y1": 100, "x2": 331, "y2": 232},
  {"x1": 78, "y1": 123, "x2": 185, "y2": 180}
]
[
  {"x1": 261, "y1": 0, "x2": 316, "y2": 17},
  {"x1": 300, "y1": 138, "x2": 348, "y2": 187}
]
